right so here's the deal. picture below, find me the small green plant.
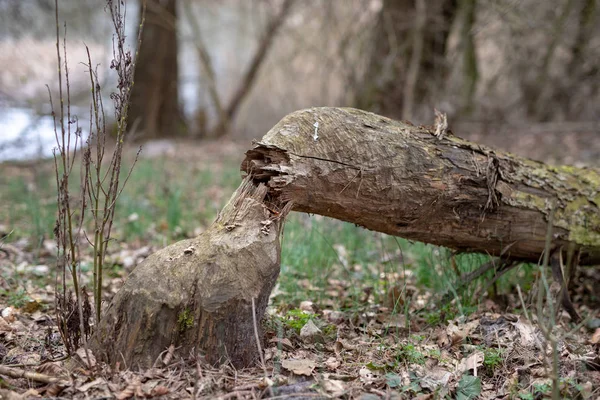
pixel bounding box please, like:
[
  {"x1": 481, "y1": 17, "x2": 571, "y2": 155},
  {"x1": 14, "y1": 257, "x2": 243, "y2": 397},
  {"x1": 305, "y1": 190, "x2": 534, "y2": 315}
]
[
  {"x1": 396, "y1": 343, "x2": 426, "y2": 365},
  {"x1": 532, "y1": 382, "x2": 552, "y2": 396},
  {"x1": 322, "y1": 324, "x2": 337, "y2": 339},
  {"x1": 409, "y1": 334, "x2": 425, "y2": 342},
  {"x1": 424, "y1": 303, "x2": 457, "y2": 325},
  {"x1": 282, "y1": 308, "x2": 314, "y2": 333},
  {"x1": 517, "y1": 393, "x2": 533, "y2": 400},
  {"x1": 0, "y1": 288, "x2": 31, "y2": 309},
  {"x1": 427, "y1": 348, "x2": 451, "y2": 363},
  {"x1": 456, "y1": 374, "x2": 482, "y2": 400},
  {"x1": 177, "y1": 308, "x2": 194, "y2": 332},
  {"x1": 481, "y1": 347, "x2": 503, "y2": 372},
  {"x1": 366, "y1": 360, "x2": 397, "y2": 372}
]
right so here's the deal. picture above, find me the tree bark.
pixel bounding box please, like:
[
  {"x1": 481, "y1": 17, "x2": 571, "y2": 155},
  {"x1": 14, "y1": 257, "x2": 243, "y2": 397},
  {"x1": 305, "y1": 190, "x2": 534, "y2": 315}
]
[
  {"x1": 92, "y1": 179, "x2": 287, "y2": 369},
  {"x1": 242, "y1": 107, "x2": 600, "y2": 265},
  {"x1": 128, "y1": 0, "x2": 180, "y2": 139}
]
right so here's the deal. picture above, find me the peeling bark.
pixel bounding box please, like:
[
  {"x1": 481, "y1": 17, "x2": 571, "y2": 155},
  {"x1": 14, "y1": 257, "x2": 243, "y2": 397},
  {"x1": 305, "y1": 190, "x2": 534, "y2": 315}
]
[{"x1": 242, "y1": 107, "x2": 600, "y2": 265}]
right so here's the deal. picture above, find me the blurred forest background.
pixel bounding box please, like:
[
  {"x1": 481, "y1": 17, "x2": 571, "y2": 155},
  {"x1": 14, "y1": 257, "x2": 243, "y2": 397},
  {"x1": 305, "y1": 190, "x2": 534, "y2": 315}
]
[
  {"x1": 0, "y1": 0, "x2": 599, "y2": 165},
  {"x1": 1, "y1": 2, "x2": 600, "y2": 397}
]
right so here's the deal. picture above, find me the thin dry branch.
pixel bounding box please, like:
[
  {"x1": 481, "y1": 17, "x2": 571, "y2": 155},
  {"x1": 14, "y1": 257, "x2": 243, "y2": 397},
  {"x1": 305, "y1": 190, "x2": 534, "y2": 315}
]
[
  {"x1": 0, "y1": 365, "x2": 70, "y2": 386},
  {"x1": 213, "y1": 0, "x2": 295, "y2": 136},
  {"x1": 182, "y1": 0, "x2": 227, "y2": 135}
]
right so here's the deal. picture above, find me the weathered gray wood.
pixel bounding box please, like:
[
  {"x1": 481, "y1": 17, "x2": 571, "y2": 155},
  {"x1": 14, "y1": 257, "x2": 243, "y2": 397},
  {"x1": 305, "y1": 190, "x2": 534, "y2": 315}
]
[
  {"x1": 242, "y1": 107, "x2": 600, "y2": 265},
  {"x1": 92, "y1": 179, "x2": 286, "y2": 368}
]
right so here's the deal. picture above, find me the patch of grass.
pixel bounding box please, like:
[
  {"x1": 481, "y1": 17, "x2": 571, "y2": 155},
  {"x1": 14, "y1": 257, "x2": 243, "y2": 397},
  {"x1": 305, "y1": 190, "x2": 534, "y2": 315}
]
[
  {"x1": 396, "y1": 343, "x2": 426, "y2": 365},
  {"x1": 0, "y1": 169, "x2": 57, "y2": 241},
  {"x1": 0, "y1": 146, "x2": 541, "y2": 325},
  {"x1": 0, "y1": 288, "x2": 32, "y2": 308},
  {"x1": 424, "y1": 302, "x2": 477, "y2": 325},
  {"x1": 281, "y1": 308, "x2": 314, "y2": 333},
  {"x1": 278, "y1": 214, "x2": 408, "y2": 308},
  {"x1": 481, "y1": 347, "x2": 504, "y2": 373},
  {"x1": 516, "y1": 378, "x2": 588, "y2": 400}
]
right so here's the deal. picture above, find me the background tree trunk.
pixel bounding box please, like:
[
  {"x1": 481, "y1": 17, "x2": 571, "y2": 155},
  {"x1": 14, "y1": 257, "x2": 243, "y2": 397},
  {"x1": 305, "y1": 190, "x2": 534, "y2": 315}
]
[
  {"x1": 128, "y1": 0, "x2": 180, "y2": 139},
  {"x1": 354, "y1": 0, "x2": 457, "y2": 121},
  {"x1": 457, "y1": 0, "x2": 478, "y2": 115}
]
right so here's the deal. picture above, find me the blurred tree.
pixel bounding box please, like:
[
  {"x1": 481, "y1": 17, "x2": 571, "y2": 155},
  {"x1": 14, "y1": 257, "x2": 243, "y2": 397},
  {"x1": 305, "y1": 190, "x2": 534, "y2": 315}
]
[
  {"x1": 457, "y1": 0, "x2": 478, "y2": 115},
  {"x1": 183, "y1": 0, "x2": 295, "y2": 138},
  {"x1": 354, "y1": 0, "x2": 458, "y2": 122},
  {"x1": 564, "y1": 0, "x2": 598, "y2": 120},
  {"x1": 129, "y1": 0, "x2": 181, "y2": 139}
]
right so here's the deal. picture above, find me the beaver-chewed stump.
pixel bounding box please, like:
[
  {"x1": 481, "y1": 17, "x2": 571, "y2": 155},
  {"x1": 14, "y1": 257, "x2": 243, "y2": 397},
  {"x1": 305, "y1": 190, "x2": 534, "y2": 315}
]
[{"x1": 91, "y1": 179, "x2": 288, "y2": 369}]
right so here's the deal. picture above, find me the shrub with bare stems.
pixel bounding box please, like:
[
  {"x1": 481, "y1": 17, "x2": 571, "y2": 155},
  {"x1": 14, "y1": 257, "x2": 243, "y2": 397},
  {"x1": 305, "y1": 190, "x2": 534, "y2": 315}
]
[{"x1": 49, "y1": 0, "x2": 145, "y2": 360}]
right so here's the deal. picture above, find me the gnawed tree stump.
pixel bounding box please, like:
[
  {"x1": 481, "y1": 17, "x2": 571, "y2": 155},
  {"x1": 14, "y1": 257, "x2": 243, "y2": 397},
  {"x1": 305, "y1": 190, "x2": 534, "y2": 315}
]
[
  {"x1": 91, "y1": 180, "x2": 288, "y2": 368},
  {"x1": 94, "y1": 107, "x2": 600, "y2": 368}
]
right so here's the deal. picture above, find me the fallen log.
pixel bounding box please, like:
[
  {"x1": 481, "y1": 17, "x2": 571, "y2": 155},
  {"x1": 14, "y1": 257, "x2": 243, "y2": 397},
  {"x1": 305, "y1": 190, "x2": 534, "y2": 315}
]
[
  {"x1": 93, "y1": 107, "x2": 600, "y2": 369},
  {"x1": 242, "y1": 107, "x2": 600, "y2": 265}
]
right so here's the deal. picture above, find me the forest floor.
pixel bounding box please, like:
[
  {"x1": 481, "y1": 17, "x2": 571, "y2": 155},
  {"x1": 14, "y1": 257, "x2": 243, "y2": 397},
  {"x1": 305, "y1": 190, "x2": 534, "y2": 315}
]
[{"x1": 0, "y1": 134, "x2": 599, "y2": 399}]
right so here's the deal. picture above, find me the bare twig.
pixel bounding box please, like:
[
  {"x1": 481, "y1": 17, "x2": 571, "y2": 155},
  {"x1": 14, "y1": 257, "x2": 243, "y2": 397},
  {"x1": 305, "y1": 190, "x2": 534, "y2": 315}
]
[
  {"x1": 536, "y1": 200, "x2": 560, "y2": 400},
  {"x1": 182, "y1": 0, "x2": 227, "y2": 136},
  {"x1": 251, "y1": 297, "x2": 272, "y2": 397},
  {"x1": 0, "y1": 365, "x2": 70, "y2": 386},
  {"x1": 50, "y1": 0, "x2": 145, "y2": 357}
]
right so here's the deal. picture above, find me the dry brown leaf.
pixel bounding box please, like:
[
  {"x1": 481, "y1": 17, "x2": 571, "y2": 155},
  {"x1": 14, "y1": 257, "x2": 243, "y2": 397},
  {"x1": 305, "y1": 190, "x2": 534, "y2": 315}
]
[
  {"x1": 22, "y1": 299, "x2": 42, "y2": 313},
  {"x1": 162, "y1": 344, "x2": 175, "y2": 366},
  {"x1": 44, "y1": 384, "x2": 67, "y2": 397},
  {"x1": 0, "y1": 389, "x2": 24, "y2": 400},
  {"x1": 1, "y1": 306, "x2": 17, "y2": 323},
  {"x1": 436, "y1": 330, "x2": 450, "y2": 348},
  {"x1": 150, "y1": 385, "x2": 170, "y2": 397},
  {"x1": 300, "y1": 319, "x2": 322, "y2": 343},
  {"x1": 115, "y1": 378, "x2": 142, "y2": 400},
  {"x1": 75, "y1": 347, "x2": 96, "y2": 368},
  {"x1": 281, "y1": 359, "x2": 316, "y2": 376},
  {"x1": 77, "y1": 378, "x2": 106, "y2": 392},
  {"x1": 269, "y1": 337, "x2": 294, "y2": 351},
  {"x1": 0, "y1": 316, "x2": 13, "y2": 333},
  {"x1": 458, "y1": 351, "x2": 485, "y2": 374},
  {"x1": 36, "y1": 363, "x2": 67, "y2": 378},
  {"x1": 325, "y1": 357, "x2": 340, "y2": 371},
  {"x1": 512, "y1": 318, "x2": 537, "y2": 348},
  {"x1": 323, "y1": 310, "x2": 344, "y2": 324},
  {"x1": 322, "y1": 379, "x2": 345, "y2": 397},
  {"x1": 299, "y1": 301, "x2": 314, "y2": 313},
  {"x1": 590, "y1": 328, "x2": 600, "y2": 344}
]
